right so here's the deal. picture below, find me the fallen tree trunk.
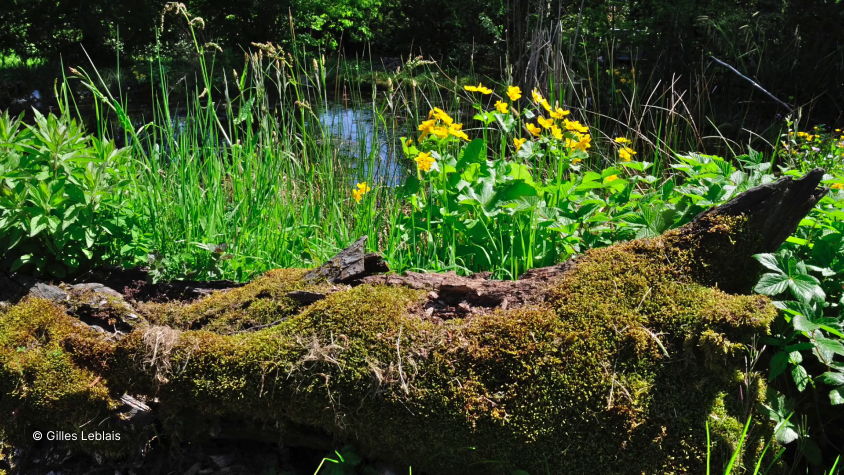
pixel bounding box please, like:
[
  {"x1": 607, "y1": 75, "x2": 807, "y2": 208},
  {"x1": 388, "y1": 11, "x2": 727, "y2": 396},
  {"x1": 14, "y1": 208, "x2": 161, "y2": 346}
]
[{"x1": 0, "y1": 170, "x2": 828, "y2": 473}]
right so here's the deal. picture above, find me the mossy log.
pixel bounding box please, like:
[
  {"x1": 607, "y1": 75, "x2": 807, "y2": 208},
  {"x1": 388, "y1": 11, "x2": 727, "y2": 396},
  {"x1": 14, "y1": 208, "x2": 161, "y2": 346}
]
[{"x1": 0, "y1": 170, "x2": 828, "y2": 473}]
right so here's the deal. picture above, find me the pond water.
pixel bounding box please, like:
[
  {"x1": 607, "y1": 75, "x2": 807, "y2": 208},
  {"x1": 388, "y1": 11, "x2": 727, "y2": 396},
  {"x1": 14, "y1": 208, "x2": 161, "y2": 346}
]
[
  {"x1": 16, "y1": 88, "x2": 408, "y2": 185},
  {"x1": 317, "y1": 103, "x2": 406, "y2": 185}
]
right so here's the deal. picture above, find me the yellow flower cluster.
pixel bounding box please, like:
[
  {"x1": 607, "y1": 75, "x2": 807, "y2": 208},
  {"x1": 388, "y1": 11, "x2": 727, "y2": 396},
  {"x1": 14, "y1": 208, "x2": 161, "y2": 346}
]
[
  {"x1": 794, "y1": 131, "x2": 817, "y2": 141},
  {"x1": 495, "y1": 100, "x2": 509, "y2": 114},
  {"x1": 565, "y1": 133, "x2": 592, "y2": 151},
  {"x1": 531, "y1": 88, "x2": 550, "y2": 109},
  {"x1": 419, "y1": 108, "x2": 469, "y2": 141},
  {"x1": 352, "y1": 182, "x2": 371, "y2": 203},
  {"x1": 513, "y1": 137, "x2": 527, "y2": 151},
  {"x1": 520, "y1": 94, "x2": 590, "y2": 151},
  {"x1": 563, "y1": 119, "x2": 588, "y2": 134},
  {"x1": 618, "y1": 146, "x2": 636, "y2": 161},
  {"x1": 464, "y1": 83, "x2": 493, "y2": 94},
  {"x1": 414, "y1": 151, "x2": 435, "y2": 172},
  {"x1": 537, "y1": 116, "x2": 554, "y2": 129},
  {"x1": 562, "y1": 119, "x2": 591, "y2": 151},
  {"x1": 531, "y1": 88, "x2": 570, "y2": 118}
]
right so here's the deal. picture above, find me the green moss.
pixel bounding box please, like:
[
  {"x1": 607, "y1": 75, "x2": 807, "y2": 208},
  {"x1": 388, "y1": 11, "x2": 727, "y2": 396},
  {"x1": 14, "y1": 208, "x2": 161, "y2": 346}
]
[
  {"x1": 0, "y1": 225, "x2": 780, "y2": 473},
  {"x1": 0, "y1": 298, "x2": 120, "y2": 451},
  {"x1": 142, "y1": 268, "x2": 331, "y2": 332}
]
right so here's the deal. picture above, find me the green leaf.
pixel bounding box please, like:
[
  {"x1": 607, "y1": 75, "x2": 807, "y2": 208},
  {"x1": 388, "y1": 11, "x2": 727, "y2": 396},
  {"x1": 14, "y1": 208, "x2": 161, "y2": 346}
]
[
  {"x1": 494, "y1": 181, "x2": 538, "y2": 204},
  {"x1": 754, "y1": 272, "x2": 790, "y2": 296},
  {"x1": 799, "y1": 438, "x2": 822, "y2": 466},
  {"x1": 9, "y1": 254, "x2": 33, "y2": 272},
  {"x1": 793, "y1": 314, "x2": 821, "y2": 332},
  {"x1": 829, "y1": 388, "x2": 844, "y2": 405},
  {"x1": 791, "y1": 364, "x2": 810, "y2": 392},
  {"x1": 458, "y1": 139, "x2": 485, "y2": 166},
  {"x1": 768, "y1": 352, "x2": 789, "y2": 381},
  {"x1": 792, "y1": 277, "x2": 824, "y2": 303},
  {"x1": 774, "y1": 423, "x2": 799, "y2": 445},
  {"x1": 753, "y1": 253, "x2": 783, "y2": 273},
  {"x1": 506, "y1": 163, "x2": 535, "y2": 185},
  {"x1": 818, "y1": 371, "x2": 844, "y2": 386},
  {"x1": 29, "y1": 215, "x2": 47, "y2": 237},
  {"x1": 816, "y1": 337, "x2": 844, "y2": 355}
]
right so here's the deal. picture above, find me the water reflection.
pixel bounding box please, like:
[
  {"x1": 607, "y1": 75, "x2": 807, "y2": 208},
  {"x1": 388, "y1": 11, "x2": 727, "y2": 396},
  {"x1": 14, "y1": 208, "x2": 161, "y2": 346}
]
[{"x1": 317, "y1": 103, "x2": 405, "y2": 186}]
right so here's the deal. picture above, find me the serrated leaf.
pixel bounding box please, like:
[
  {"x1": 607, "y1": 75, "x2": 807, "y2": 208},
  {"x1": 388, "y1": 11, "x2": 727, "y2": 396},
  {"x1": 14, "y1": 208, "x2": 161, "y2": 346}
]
[
  {"x1": 754, "y1": 272, "x2": 790, "y2": 296},
  {"x1": 754, "y1": 253, "x2": 783, "y2": 273},
  {"x1": 788, "y1": 273, "x2": 824, "y2": 303}
]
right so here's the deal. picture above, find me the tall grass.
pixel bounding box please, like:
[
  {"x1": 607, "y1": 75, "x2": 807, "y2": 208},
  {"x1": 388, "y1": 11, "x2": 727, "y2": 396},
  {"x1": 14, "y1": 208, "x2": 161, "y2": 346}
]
[
  {"x1": 42, "y1": 4, "x2": 842, "y2": 282},
  {"x1": 58, "y1": 12, "x2": 415, "y2": 280}
]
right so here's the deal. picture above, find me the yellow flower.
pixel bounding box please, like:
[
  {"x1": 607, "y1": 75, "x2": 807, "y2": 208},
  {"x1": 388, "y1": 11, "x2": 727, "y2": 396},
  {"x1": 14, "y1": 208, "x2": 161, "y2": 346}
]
[
  {"x1": 614, "y1": 137, "x2": 631, "y2": 144},
  {"x1": 565, "y1": 132, "x2": 592, "y2": 151},
  {"x1": 531, "y1": 88, "x2": 552, "y2": 111},
  {"x1": 429, "y1": 107, "x2": 454, "y2": 125},
  {"x1": 549, "y1": 107, "x2": 570, "y2": 119},
  {"x1": 550, "y1": 125, "x2": 563, "y2": 140},
  {"x1": 404, "y1": 138, "x2": 413, "y2": 146},
  {"x1": 464, "y1": 83, "x2": 493, "y2": 94},
  {"x1": 495, "y1": 100, "x2": 509, "y2": 114},
  {"x1": 605, "y1": 174, "x2": 619, "y2": 183},
  {"x1": 832, "y1": 183, "x2": 844, "y2": 190},
  {"x1": 431, "y1": 126, "x2": 450, "y2": 139},
  {"x1": 618, "y1": 146, "x2": 637, "y2": 161},
  {"x1": 352, "y1": 182, "x2": 372, "y2": 203},
  {"x1": 563, "y1": 119, "x2": 589, "y2": 134},
  {"x1": 572, "y1": 157, "x2": 582, "y2": 164},
  {"x1": 448, "y1": 123, "x2": 469, "y2": 141},
  {"x1": 526, "y1": 123, "x2": 542, "y2": 137},
  {"x1": 418, "y1": 119, "x2": 436, "y2": 140},
  {"x1": 513, "y1": 137, "x2": 527, "y2": 151},
  {"x1": 414, "y1": 152, "x2": 435, "y2": 172},
  {"x1": 507, "y1": 85, "x2": 522, "y2": 101},
  {"x1": 537, "y1": 116, "x2": 554, "y2": 129}
]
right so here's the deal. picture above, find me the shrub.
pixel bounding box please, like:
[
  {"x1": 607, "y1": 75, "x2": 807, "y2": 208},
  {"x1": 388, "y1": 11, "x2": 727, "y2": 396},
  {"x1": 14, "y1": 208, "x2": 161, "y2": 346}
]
[{"x1": 0, "y1": 110, "x2": 141, "y2": 277}]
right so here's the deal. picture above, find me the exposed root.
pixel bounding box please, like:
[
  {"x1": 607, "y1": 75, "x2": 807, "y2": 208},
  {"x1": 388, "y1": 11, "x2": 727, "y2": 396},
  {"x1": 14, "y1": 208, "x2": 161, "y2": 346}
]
[{"x1": 141, "y1": 325, "x2": 182, "y2": 384}]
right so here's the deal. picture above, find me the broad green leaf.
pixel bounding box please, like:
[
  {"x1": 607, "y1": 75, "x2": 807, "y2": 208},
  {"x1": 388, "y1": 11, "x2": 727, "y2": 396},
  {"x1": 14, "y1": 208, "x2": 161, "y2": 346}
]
[
  {"x1": 791, "y1": 364, "x2": 810, "y2": 392},
  {"x1": 788, "y1": 273, "x2": 824, "y2": 303},
  {"x1": 458, "y1": 138, "x2": 485, "y2": 166},
  {"x1": 774, "y1": 423, "x2": 799, "y2": 445},
  {"x1": 753, "y1": 253, "x2": 783, "y2": 273},
  {"x1": 793, "y1": 314, "x2": 821, "y2": 332},
  {"x1": 754, "y1": 272, "x2": 790, "y2": 295}
]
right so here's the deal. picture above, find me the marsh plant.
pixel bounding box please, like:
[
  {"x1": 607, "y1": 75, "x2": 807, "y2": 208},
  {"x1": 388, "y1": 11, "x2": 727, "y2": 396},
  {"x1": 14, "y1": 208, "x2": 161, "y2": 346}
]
[{"x1": 1, "y1": 5, "x2": 844, "y2": 470}]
